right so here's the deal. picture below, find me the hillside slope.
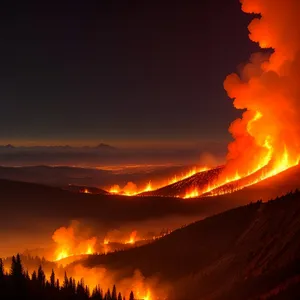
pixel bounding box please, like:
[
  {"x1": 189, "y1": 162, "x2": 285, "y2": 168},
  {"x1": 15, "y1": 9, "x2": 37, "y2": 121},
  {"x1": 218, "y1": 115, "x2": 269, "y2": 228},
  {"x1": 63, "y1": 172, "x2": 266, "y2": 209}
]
[
  {"x1": 80, "y1": 190, "x2": 300, "y2": 299},
  {"x1": 141, "y1": 166, "x2": 223, "y2": 197}
]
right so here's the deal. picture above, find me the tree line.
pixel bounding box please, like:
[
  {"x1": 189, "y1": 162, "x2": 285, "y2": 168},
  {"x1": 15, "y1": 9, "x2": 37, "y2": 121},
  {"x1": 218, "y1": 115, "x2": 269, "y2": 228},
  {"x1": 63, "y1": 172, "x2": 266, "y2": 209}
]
[{"x1": 0, "y1": 254, "x2": 136, "y2": 300}]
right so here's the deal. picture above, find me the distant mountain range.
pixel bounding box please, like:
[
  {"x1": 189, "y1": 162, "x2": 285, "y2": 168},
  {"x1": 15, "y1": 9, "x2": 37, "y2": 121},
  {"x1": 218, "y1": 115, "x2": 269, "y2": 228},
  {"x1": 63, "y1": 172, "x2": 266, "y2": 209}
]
[{"x1": 0, "y1": 143, "x2": 117, "y2": 151}]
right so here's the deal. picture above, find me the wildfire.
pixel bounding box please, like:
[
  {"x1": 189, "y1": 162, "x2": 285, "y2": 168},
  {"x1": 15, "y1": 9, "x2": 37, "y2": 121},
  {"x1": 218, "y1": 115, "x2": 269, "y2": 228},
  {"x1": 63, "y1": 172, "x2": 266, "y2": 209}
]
[
  {"x1": 136, "y1": 289, "x2": 152, "y2": 300},
  {"x1": 181, "y1": 0, "x2": 300, "y2": 198},
  {"x1": 220, "y1": 0, "x2": 300, "y2": 189},
  {"x1": 109, "y1": 184, "x2": 121, "y2": 194},
  {"x1": 184, "y1": 188, "x2": 199, "y2": 199},
  {"x1": 125, "y1": 230, "x2": 137, "y2": 244},
  {"x1": 169, "y1": 167, "x2": 208, "y2": 185},
  {"x1": 52, "y1": 224, "x2": 97, "y2": 262},
  {"x1": 102, "y1": 229, "x2": 171, "y2": 250},
  {"x1": 144, "y1": 181, "x2": 152, "y2": 192},
  {"x1": 108, "y1": 166, "x2": 209, "y2": 196}
]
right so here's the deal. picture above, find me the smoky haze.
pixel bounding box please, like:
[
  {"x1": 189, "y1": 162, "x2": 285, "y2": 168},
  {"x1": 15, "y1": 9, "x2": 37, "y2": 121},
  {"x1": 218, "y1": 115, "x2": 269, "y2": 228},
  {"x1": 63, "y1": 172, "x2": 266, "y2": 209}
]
[{"x1": 222, "y1": 0, "x2": 300, "y2": 179}]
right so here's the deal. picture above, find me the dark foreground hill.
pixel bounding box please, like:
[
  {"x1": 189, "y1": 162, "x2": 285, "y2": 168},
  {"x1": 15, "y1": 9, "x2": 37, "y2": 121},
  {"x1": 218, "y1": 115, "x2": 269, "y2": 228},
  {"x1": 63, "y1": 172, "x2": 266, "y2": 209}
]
[{"x1": 80, "y1": 190, "x2": 300, "y2": 300}]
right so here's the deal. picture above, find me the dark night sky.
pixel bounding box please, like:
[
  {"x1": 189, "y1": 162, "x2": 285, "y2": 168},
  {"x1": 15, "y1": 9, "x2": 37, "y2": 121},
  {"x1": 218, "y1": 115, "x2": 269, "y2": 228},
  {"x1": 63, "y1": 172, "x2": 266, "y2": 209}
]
[{"x1": 1, "y1": 0, "x2": 259, "y2": 146}]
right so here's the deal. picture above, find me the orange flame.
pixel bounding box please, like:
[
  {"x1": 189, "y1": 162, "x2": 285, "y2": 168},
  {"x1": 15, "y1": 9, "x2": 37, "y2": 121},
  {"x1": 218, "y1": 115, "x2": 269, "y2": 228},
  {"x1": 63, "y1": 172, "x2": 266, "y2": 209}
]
[
  {"x1": 108, "y1": 166, "x2": 209, "y2": 196},
  {"x1": 125, "y1": 230, "x2": 137, "y2": 244},
  {"x1": 183, "y1": 188, "x2": 199, "y2": 199},
  {"x1": 168, "y1": 167, "x2": 209, "y2": 184},
  {"x1": 52, "y1": 224, "x2": 96, "y2": 262},
  {"x1": 109, "y1": 184, "x2": 120, "y2": 194},
  {"x1": 184, "y1": 0, "x2": 300, "y2": 198}
]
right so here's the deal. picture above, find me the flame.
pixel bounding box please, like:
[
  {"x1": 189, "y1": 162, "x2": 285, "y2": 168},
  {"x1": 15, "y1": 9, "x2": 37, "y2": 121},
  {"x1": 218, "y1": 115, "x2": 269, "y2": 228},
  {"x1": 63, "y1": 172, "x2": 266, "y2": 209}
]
[
  {"x1": 55, "y1": 249, "x2": 69, "y2": 261},
  {"x1": 168, "y1": 166, "x2": 209, "y2": 184},
  {"x1": 144, "y1": 181, "x2": 152, "y2": 192},
  {"x1": 109, "y1": 184, "x2": 120, "y2": 194},
  {"x1": 183, "y1": 0, "x2": 300, "y2": 198},
  {"x1": 108, "y1": 166, "x2": 209, "y2": 196},
  {"x1": 123, "y1": 182, "x2": 138, "y2": 196},
  {"x1": 125, "y1": 230, "x2": 137, "y2": 244},
  {"x1": 136, "y1": 289, "x2": 152, "y2": 300},
  {"x1": 52, "y1": 224, "x2": 96, "y2": 262},
  {"x1": 82, "y1": 188, "x2": 91, "y2": 194},
  {"x1": 184, "y1": 188, "x2": 199, "y2": 199}
]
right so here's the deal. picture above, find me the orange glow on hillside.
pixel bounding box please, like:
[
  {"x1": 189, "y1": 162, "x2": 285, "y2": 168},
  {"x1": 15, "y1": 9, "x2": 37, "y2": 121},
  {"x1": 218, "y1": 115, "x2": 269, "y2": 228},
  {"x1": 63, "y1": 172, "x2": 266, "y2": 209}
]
[
  {"x1": 108, "y1": 166, "x2": 209, "y2": 196},
  {"x1": 109, "y1": 185, "x2": 121, "y2": 194},
  {"x1": 52, "y1": 224, "x2": 96, "y2": 262},
  {"x1": 125, "y1": 231, "x2": 137, "y2": 244}
]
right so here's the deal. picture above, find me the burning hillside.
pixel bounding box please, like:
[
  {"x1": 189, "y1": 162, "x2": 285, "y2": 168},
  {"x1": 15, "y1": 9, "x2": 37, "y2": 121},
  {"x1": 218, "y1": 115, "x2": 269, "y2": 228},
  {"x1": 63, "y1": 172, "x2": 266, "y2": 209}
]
[
  {"x1": 95, "y1": 0, "x2": 300, "y2": 199},
  {"x1": 140, "y1": 167, "x2": 223, "y2": 198},
  {"x1": 79, "y1": 190, "x2": 300, "y2": 300},
  {"x1": 107, "y1": 166, "x2": 209, "y2": 196},
  {"x1": 214, "y1": 0, "x2": 300, "y2": 194},
  {"x1": 50, "y1": 222, "x2": 172, "y2": 266}
]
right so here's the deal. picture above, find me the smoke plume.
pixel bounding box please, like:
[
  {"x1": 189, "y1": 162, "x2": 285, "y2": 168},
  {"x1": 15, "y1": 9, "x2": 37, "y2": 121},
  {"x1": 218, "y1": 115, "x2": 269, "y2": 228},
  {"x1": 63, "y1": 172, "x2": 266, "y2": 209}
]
[{"x1": 223, "y1": 0, "x2": 300, "y2": 180}]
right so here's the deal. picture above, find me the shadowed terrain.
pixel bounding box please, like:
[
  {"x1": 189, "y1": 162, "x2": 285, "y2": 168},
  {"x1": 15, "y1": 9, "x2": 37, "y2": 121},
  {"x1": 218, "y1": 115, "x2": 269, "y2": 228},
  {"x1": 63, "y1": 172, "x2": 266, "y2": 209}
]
[
  {"x1": 0, "y1": 165, "x2": 300, "y2": 257},
  {"x1": 78, "y1": 190, "x2": 300, "y2": 299}
]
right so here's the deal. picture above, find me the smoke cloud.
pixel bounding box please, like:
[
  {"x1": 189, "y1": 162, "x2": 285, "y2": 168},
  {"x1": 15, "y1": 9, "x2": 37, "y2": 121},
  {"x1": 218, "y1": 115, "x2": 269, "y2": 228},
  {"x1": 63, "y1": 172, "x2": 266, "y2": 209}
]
[{"x1": 222, "y1": 0, "x2": 300, "y2": 180}]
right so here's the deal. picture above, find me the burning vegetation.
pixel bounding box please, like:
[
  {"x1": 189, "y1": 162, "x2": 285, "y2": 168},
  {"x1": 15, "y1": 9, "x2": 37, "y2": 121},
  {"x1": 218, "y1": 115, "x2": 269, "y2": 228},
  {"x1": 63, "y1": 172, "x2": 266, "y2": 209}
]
[
  {"x1": 0, "y1": 254, "x2": 158, "y2": 300},
  {"x1": 218, "y1": 0, "x2": 300, "y2": 191},
  {"x1": 52, "y1": 223, "x2": 97, "y2": 262},
  {"x1": 51, "y1": 222, "x2": 172, "y2": 265},
  {"x1": 102, "y1": 0, "x2": 300, "y2": 199},
  {"x1": 108, "y1": 166, "x2": 209, "y2": 197}
]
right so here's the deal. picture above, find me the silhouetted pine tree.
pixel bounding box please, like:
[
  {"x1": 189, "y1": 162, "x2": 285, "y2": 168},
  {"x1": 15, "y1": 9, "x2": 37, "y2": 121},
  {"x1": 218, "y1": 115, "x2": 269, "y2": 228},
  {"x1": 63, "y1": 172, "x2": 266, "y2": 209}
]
[
  {"x1": 0, "y1": 258, "x2": 3, "y2": 279},
  {"x1": 37, "y1": 265, "x2": 46, "y2": 288},
  {"x1": 63, "y1": 271, "x2": 69, "y2": 289},
  {"x1": 10, "y1": 254, "x2": 27, "y2": 297},
  {"x1": 50, "y1": 269, "x2": 55, "y2": 288},
  {"x1": 129, "y1": 291, "x2": 134, "y2": 300},
  {"x1": 107, "y1": 288, "x2": 112, "y2": 300},
  {"x1": 32, "y1": 270, "x2": 37, "y2": 280},
  {"x1": 112, "y1": 284, "x2": 117, "y2": 300},
  {"x1": 117, "y1": 292, "x2": 122, "y2": 300},
  {"x1": 0, "y1": 255, "x2": 144, "y2": 300},
  {"x1": 92, "y1": 286, "x2": 104, "y2": 300},
  {"x1": 85, "y1": 285, "x2": 90, "y2": 298},
  {"x1": 77, "y1": 278, "x2": 89, "y2": 299},
  {"x1": 0, "y1": 258, "x2": 5, "y2": 298},
  {"x1": 25, "y1": 270, "x2": 30, "y2": 281}
]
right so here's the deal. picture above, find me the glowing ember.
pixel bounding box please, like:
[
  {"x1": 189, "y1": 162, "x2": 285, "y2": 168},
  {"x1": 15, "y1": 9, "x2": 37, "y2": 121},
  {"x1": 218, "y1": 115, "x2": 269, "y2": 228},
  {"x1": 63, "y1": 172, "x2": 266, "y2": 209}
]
[{"x1": 81, "y1": 188, "x2": 91, "y2": 194}]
